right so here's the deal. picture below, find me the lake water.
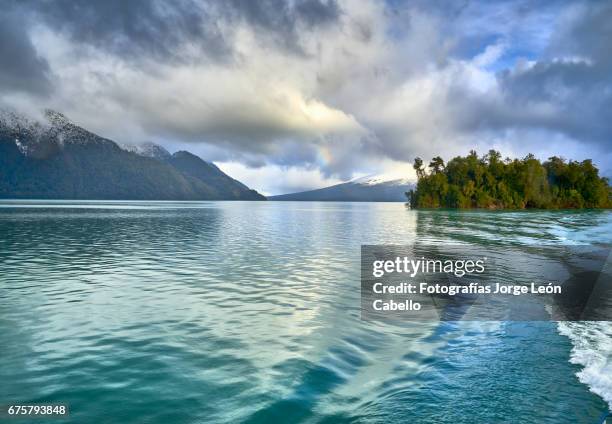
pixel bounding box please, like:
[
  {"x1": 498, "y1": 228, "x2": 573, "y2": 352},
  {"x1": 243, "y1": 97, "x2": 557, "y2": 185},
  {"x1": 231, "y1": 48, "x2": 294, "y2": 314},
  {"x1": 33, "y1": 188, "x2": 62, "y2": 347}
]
[{"x1": 0, "y1": 201, "x2": 610, "y2": 423}]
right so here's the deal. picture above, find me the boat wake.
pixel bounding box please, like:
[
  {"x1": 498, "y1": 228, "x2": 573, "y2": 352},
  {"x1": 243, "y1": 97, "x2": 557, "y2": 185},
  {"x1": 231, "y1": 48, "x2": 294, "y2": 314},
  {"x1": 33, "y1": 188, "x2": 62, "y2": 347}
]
[{"x1": 558, "y1": 321, "x2": 612, "y2": 409}]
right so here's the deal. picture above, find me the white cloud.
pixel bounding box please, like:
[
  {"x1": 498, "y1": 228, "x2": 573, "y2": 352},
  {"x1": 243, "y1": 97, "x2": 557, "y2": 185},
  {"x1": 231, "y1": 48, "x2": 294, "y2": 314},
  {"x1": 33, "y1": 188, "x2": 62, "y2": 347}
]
[
  {"x1": 473, "y1": 42, "x2": 507, "y2": 68},
  {"x1": 3, "y1": 0, "x2": 611, "y2": 195},
  {"x1": 216, "y1": 162, "x2": 344, "y2": 196}
]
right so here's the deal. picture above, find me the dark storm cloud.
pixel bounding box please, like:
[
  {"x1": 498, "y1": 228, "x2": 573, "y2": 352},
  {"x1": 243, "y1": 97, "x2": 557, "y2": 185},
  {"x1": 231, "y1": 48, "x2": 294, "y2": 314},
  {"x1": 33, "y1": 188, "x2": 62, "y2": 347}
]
[
  {"x1": 18, "y1": 0, "x2": 341, "y2": 63},
  {"x1": 26, "y1": 0, "x2": 231, "y2": 63},
  {"x1": 3, "y1": 0, "x2": 610, "y2": 186},
  {"x1": 546, "y1": 1, "x2": 612, "y2": 64},
  {"x1": 414, "y1": 1, "x2": 612, "y2": 157},
  {"x1": 295, "y1": 0, "x2": 340, "y2": 26},
  {"x1": 227, "y1": 0, "x2": 339, "y2": 30},
  {"x1": 0, "y1": 10, "x2": 51, "y2": 95},
  {"x1": 498, "y1": 61, "x2": 612, "y2": 142},
  {"x1": 219, "y1": 0, "x2": 341, "y2": 56},
  {"x1": 494, "y1": 2, "x2": 612, "y2": 144}
]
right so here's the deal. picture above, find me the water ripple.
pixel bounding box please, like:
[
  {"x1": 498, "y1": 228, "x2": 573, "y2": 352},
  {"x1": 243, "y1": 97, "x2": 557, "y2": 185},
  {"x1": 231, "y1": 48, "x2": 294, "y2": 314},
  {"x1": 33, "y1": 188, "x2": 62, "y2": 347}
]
[{"x1": 0, "y1": 201, "x2": 610, "y2": 423}]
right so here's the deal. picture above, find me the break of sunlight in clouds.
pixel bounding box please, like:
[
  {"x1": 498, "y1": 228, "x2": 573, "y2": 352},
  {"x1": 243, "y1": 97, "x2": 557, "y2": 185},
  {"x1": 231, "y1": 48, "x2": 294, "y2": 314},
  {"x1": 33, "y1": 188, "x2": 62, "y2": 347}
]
[
  {"x1": 217, "y1": 162, "x2": 344, "y2": 197},
  {"x1": 1, "y1": 0, "x2": 612, "y2": 193},
  {"x1": 219, "y1": 157, "x2": 418, "y2": 196}
]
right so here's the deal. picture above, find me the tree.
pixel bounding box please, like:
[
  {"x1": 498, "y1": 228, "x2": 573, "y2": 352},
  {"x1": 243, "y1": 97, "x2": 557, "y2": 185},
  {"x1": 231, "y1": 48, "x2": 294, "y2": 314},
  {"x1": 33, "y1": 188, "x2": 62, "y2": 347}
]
[
  {"x1": 409, "y1": 152, "x2": 611, "y2": 209},
  {"x1": 428, "y1": 156, "x2": 445, "y2": 174},
  {"x1": 486, "y1": 149, "x2": 502, "y2": 165},
  {"x1": 413, "y1": 157, "x2": 425, "y2": 179}
]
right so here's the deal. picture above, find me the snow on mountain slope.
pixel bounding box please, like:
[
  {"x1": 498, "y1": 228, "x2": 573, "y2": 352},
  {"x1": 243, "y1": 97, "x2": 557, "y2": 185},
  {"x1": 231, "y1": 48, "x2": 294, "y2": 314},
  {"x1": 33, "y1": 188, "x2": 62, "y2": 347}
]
[
  {"x1": 119, "y1": 141, "x2": 171, "y2": 160},
  {"x1": 350, "y1": 173, "x2": 414, "y2": 186},
  {"x1": 0, "y1": 108, "x2": 113, "y2": 156},
  {"x1": 269, "y1": 173, "x2": 415, "y2": 202},
  {"x1": 0, "y1": 108, "x2": 265, "y2": 200}
]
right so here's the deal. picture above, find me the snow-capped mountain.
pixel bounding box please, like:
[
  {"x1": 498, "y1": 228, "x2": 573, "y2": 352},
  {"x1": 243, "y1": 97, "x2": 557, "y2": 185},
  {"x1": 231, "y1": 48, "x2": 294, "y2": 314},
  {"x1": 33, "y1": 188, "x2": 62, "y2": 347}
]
[
  {"x1": 119, "y1": 141, "x2": 172, "y2": 160},
  {"x1": 269, "y1": 173, "x2": 415, "y2": 202},
  {"x1": 350, "y1": 173, "x2": 414, "y2": 186},
  {"x1": 0, "y1": 109, "x2": 112, "y2": 158},
  {"x1": 0, "y1": 108, "x2": 265, "y2": 200}
]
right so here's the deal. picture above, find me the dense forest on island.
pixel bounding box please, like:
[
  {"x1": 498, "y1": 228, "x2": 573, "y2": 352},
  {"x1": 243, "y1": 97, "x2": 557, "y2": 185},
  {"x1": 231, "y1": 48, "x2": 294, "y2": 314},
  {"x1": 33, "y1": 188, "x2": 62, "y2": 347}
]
[{"x1": 407, "y1": 150, "x2": 612, "y2": 209}]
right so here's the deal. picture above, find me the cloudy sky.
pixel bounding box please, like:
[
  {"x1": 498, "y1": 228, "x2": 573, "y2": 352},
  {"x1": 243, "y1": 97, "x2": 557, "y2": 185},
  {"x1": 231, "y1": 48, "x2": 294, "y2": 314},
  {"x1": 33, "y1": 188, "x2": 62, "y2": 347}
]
[{"x1": 1, "y1": 0, "x2": 611, "y2": 195}]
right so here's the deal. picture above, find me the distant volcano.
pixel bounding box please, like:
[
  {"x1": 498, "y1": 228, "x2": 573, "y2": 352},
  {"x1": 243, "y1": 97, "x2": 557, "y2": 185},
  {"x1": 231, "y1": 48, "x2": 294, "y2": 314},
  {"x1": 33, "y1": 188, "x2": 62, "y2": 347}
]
[{"x1": 269, "y1": 174, "x2": 414, "y2": 202}]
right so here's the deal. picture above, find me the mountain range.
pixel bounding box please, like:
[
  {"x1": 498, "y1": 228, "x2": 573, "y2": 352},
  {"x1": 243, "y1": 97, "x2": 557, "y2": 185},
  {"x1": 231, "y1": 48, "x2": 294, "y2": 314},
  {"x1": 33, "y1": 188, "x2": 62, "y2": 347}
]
[
  {"x1": 269, "y1": 175, "x2": 414, "y2": 202},
  {"x1": 0, "y1": 109, "x2": 414, "y2": 202},
  {"x1": 0, "y1": 109, "x2": 265, "y2": 200}
]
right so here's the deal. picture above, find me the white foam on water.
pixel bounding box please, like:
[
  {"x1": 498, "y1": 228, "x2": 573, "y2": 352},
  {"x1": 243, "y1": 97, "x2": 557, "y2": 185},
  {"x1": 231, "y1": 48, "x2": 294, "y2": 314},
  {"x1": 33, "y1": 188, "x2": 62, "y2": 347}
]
[{"x1": 558, "y1": 321, "x2": 612, "y2": 409}]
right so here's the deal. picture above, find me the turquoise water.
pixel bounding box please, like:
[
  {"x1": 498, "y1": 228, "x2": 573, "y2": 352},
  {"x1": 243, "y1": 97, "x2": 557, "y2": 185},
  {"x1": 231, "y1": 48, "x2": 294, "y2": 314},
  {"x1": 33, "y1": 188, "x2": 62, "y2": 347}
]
[{"x1": 0, "y1": 201, "x2": 610, "y2": 423}]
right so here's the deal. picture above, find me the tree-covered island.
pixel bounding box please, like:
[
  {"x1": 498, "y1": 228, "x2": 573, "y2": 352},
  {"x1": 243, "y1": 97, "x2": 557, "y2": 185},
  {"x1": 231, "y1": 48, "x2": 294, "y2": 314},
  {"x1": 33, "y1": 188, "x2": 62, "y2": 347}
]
[{"x1": 407, "y1": 150, "x2": 612, "y2": 209}]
